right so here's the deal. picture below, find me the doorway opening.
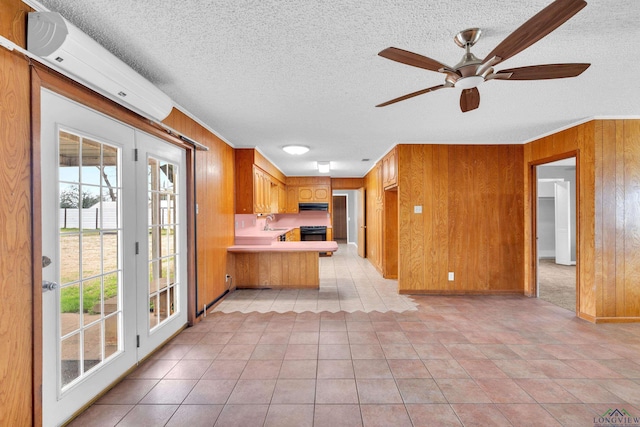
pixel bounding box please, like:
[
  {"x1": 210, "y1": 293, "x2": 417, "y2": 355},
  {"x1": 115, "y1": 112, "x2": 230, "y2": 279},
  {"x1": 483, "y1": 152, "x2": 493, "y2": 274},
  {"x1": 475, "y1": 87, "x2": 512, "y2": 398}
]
[
  {"x1": 535, "y1": 157, "x2": 577, "y2": 312},
  {"x1": 40, "y1": 90, "x2": 188, "y2": 426},
  {"x1": 383, "y1": 188, "x2": 398, "y2": 279},
  {"x1": 333, "y1": 190, "x2": 361, "y2": 248},
  {"x1": 332, "y1": 195, "x2": 348, "y2": 243}
]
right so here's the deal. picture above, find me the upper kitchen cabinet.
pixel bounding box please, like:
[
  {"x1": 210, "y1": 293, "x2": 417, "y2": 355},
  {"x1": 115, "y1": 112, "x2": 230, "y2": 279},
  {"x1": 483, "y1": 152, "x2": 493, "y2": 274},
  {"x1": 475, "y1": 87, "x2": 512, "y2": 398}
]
[
  {"x1": 286, "y1": 186, "x2": 299, "y2": 213},
  {"x1": 298, "y1": 185, "x2": 330, "y2": 202},
  {"x1": 382, "y1": 147, "x2": 397, "y2": 189},
  {"x1": 253, "y1": 166, "x2": 274, "y2": 213},
  {"x1": 235, "y1": 149, "x2": 286, "y2": 214},
  {"x1": 277, "y1": 182, "x2": 287, "y2": 213},
  {"x1": 287, "y1": 176, "x2": 332, "y2": 210}
]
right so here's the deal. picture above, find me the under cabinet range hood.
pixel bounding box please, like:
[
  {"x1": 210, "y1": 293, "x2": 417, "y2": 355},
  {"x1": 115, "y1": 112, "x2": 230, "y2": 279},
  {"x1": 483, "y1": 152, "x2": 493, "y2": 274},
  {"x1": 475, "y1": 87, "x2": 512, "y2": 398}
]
[
  {"x1": 27, "y1": 12, "x2": 173, "y2": 121},
  {"x1": 298, "y1": 203, "x2": 329, "y2": 211}
]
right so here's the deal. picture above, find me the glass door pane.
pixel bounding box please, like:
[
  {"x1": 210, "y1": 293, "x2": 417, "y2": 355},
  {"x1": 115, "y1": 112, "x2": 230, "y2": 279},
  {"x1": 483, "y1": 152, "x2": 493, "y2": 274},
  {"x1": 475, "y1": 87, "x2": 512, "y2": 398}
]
[
  {"x1": 147, "y1": 157, "x2": 179, "y2": 331},
  {"x1": 58, "y1": 130, "x2": 123, "y2": 390}
]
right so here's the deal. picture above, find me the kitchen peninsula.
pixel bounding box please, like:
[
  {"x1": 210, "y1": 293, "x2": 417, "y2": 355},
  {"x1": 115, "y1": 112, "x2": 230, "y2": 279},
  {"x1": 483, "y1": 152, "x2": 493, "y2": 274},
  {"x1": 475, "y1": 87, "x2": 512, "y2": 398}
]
[{"x1": 228, "y1": 217, "x2": 338, "y2": 289}]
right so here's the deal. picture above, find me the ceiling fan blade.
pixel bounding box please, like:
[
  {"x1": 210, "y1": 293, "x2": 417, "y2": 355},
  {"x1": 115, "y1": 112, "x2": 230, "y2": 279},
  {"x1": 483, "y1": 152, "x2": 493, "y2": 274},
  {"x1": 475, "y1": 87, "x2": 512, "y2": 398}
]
[
  {"x1": 495, "y1": 63, "x2": 590, "y2": 80},
  {"x1": 460, "y1": 87, "x2": 480, "y2": 113},
  {"x1": 376, "y1": 84, "x2": 449, "y2": 107},
  {"x1": 483, "y1": 0, "x2": 587, "y2": 66},
  {"x1": 378, "y1": 47, "x2": 451, "y2": 73}
]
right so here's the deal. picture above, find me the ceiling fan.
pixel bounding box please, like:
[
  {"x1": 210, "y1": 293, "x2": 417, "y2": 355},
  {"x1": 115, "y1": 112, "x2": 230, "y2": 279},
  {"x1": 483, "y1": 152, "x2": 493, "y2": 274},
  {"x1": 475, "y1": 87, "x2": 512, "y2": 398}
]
[{"x1": 376, "y1": 0, "x2": 590, "y2": 113}]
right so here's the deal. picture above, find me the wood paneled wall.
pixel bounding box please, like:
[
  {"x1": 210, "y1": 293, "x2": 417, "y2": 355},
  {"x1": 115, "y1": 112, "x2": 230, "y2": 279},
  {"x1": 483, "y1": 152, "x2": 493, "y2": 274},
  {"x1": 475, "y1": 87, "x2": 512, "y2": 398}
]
[
  {"x1": 364, "y1": 164, "x2": 384, "y2": 273},
  {"x1": 594, "y1": 120, "x2": 640, "y2": 320},
  {"x1": 231, "y1": 252, "x2": 319, "y2": 288},
  {"x1": 395, "y1": 144, "x2": 524, "y2": 294},
  {"x1": 526, "y1": 120, "x2": 640, "y2": 321},
  {"x1": 332, "y1": 177, "x2": 364, "y2": 190},
  {"x1": 524, "y1": 122, "x2": 596, "y2": 318},
  {"x1": 1, "y1": 1, "x2": 34, "y2": 424},
  {"x1": 286, "y1": 176, "x2": 331, "y2": 186},
  {"x1": 162, "y1": 110, "x2": 236, "y2": 316}
]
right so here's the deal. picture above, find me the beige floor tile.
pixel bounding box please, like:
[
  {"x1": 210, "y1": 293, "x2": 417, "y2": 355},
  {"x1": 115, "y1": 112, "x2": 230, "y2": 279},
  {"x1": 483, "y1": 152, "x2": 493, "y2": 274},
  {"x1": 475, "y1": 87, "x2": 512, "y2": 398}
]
[{"x1": 69, "y1": 244, "x2": 640, "y2": 427}]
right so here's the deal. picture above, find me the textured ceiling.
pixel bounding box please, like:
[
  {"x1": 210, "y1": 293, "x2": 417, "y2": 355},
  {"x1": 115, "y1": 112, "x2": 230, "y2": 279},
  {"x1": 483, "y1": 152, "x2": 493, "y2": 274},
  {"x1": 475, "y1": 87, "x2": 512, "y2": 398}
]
[{"x1": 35, "y1": 0, "x2": 640, "y2": 177}]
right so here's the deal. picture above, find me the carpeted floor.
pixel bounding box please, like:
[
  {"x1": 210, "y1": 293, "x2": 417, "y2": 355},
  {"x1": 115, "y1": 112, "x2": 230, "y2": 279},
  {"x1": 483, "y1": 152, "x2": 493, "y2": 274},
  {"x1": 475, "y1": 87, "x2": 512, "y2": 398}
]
[{"x1": 538, "y1": 258, "x2": 576, "y2": 312}]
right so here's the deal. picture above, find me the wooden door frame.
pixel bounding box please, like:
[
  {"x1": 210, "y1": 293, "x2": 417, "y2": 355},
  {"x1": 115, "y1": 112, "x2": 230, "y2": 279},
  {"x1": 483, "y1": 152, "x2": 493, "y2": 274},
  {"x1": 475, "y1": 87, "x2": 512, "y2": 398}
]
[
  {"x1": 529, "y1": 150, "x2": 580, "y2": 313},
  {"x1": 31, "y1": 65, "x2": 198, "y2": 425},
  {"x1": 357, "y1": 187, "x2": 366, "y2": 258},
  {"x1": 382, "y1": 187, "x2": 398, "y2": 279}
]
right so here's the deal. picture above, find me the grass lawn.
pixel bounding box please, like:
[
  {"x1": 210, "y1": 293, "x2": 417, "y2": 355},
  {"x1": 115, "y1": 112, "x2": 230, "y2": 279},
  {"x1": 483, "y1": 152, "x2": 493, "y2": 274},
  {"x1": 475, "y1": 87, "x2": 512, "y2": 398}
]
[{"x1": 60, "y1": 275, "x2": 118, "y2": 314}]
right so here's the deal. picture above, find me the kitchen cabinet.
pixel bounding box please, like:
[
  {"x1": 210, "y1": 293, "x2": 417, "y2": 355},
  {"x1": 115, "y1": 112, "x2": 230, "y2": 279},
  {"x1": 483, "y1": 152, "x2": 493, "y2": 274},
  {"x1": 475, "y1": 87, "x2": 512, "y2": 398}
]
[
  {"x1": 382, "y1": 147, "x2": 397, "y2": 189},
  {"x1": 364, "y1": 162, "x2": 384, "y2": 274},
  {"x1": 252, "y1": 167, "x2": 273, "y2": 214},
  {"x1": 235, "y1": 149, "x2": 286, "y2": 214},
  {"x1": 285, "y1": 177, "x2": 332, "y2": 211},
  {"x1": 286, "y1": 186, "x2": 299, "y2": 213},
  {"x1": 285, "y1": 228, "x2": 300, "y2": 242},
  {"x1": 277, "y1": 183, "x2": 287, "y2": 213},
  {"x1": 252, "y1": 167, "x2": 263, "y2": 213},
  {"x1": 298, "y1": 185, "x2": 330, "y2": 203},
  {"x1": 298, "y1": 187, "x2": 313, "y2": 202}
]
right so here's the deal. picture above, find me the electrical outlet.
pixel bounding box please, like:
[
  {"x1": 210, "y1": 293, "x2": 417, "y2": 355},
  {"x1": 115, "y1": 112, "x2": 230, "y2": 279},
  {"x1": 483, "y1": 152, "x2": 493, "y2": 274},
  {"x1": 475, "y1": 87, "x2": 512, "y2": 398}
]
[
  {"x1": 225, "y1": 274, "x2": 231, "y2": 282},
  {"x1": 448, "y1": 272, "x2": 454, "y2": 281}
]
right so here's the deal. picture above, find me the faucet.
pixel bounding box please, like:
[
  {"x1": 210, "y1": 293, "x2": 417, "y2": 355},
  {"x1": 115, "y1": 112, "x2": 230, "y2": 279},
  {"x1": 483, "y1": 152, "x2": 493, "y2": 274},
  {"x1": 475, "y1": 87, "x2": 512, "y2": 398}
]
[{"x1": 263, "y1": 214, "x2": 275, "y2": 230}]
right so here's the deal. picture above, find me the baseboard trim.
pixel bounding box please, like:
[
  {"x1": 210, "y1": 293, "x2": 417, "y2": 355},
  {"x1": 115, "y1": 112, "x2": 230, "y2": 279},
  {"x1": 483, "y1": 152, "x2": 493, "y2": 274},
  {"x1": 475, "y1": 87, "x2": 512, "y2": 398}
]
[
  {"x1": 576, "y1": 312, "x2": 640, "y2": 324},
  {"x1": 593, "y1": 316, "x2": 640, "y2": 324},
  {"x1": 398, "y1": 289, "x2": 523, "y2": 295},
  {"x1": 577, "y1": 312, "x2": 596, "y2": 323}
]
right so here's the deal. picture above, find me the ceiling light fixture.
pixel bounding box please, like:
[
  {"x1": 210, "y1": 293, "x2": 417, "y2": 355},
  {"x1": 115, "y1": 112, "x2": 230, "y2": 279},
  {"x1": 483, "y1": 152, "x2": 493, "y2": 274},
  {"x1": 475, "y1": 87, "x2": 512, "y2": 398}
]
[
  {"x1": 282, "y1": 145, "x2": 310, "y2": 155},
  {"x1": 317, "y1": 161, "x2": 330, "y2": 174}
]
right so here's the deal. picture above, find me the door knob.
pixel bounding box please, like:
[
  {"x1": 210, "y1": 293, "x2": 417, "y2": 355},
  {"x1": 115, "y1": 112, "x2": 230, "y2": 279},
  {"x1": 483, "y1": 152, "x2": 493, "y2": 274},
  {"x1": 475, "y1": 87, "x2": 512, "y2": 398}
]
[{"x1": 42, "y1": 281, "x2": 59, "y2": 292}]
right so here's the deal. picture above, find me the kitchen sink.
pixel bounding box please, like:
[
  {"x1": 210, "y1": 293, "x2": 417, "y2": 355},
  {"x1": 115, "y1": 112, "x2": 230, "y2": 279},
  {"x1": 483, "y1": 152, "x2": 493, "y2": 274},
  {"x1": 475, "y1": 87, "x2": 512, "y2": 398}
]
[{"x1": 264, "y1": 227, "x2": 288, "y2": 231}]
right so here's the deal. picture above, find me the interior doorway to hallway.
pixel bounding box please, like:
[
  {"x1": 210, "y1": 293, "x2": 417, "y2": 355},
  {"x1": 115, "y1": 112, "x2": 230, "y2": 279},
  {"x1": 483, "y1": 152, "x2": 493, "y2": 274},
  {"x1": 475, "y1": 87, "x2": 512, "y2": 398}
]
[
  {"x1": 332, "y1": 195, "x2": 348, "y2": 243},
  {"x1": 535, "y1": 157, "x2": 577, "y2": 312}
]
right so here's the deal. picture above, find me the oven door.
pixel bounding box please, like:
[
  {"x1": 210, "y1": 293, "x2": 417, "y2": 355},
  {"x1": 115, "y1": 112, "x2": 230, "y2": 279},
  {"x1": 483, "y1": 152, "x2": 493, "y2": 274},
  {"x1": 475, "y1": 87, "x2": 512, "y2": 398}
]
[{"x1": 300, "y1": 227, "x2": 327, "y2": 242}]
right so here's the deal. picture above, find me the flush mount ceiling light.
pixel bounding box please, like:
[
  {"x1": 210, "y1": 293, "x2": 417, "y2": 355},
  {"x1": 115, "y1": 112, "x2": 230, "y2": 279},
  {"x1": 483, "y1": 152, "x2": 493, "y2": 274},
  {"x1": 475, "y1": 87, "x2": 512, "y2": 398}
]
[
  {"x1": 282, "y1": 145, "x2": 310, "y2": 155},
  {"x1": 317, "y1": 161, "x2": 330, "y2": 174}
]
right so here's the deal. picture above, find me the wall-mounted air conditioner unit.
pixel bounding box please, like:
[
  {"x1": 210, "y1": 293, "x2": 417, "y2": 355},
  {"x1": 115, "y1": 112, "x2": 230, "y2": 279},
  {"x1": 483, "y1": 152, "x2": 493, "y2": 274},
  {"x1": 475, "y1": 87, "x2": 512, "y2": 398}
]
[{"x1": 27, "y1": 12, "x2": 173, "y2": 122}]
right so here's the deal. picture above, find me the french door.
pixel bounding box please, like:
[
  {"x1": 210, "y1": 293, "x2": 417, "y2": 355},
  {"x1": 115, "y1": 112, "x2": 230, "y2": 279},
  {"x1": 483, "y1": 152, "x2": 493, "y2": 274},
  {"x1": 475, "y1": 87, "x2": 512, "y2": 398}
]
[
  {"x1": 40, "y1": 89, "x2": 187, "y2": 426},
  {"x1": 135, "y1": 131, "x2": 187, "y2": 358}
]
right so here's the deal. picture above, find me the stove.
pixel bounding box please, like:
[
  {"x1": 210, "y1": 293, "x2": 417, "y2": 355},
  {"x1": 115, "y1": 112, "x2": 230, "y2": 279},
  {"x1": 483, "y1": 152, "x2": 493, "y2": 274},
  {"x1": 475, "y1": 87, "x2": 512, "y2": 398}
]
[{"x1": 300, "y1": 225, "x2": 327, "y2": 241}]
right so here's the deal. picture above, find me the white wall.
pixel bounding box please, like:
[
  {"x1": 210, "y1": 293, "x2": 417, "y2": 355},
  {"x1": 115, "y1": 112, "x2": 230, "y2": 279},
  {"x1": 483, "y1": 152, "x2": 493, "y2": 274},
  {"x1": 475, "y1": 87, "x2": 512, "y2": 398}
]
[
  {"x1": 537, "y1": 197, "x2": 556, "y2": 258},
  {"x1": 537, "y1": 164, "x2": 577, "y2": 262}
]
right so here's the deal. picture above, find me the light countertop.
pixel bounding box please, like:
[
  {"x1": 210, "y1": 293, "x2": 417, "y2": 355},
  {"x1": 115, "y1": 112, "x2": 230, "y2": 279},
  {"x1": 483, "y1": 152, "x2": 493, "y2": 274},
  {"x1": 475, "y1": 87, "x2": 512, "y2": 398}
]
[{"x1": 228, "y1": 241, "x2": 338, "y2": 253}]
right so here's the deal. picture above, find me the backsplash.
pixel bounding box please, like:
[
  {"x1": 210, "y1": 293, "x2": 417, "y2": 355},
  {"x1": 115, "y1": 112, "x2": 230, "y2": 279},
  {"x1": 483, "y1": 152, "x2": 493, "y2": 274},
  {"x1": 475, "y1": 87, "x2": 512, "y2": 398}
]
[{"x1": 235, "y1": 211, "x2": 331, "y2": 232}]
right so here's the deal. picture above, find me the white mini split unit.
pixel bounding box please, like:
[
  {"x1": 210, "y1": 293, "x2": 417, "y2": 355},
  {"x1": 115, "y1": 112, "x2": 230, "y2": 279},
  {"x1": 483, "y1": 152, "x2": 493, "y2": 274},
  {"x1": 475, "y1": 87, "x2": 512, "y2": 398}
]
[{"x1": 27, "y1": 12, "x2": 173, "y2": 122}]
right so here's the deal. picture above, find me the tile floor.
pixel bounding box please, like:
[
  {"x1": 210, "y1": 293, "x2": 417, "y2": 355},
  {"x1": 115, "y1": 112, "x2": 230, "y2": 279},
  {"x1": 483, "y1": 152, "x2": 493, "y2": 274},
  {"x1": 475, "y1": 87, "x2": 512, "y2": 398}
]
[
  {"x1": 215, "y1": 244, "x2": 418, "y2": 313},
  {"x1": 70, "y1": 244, "x2": 640, "y2": 426}
]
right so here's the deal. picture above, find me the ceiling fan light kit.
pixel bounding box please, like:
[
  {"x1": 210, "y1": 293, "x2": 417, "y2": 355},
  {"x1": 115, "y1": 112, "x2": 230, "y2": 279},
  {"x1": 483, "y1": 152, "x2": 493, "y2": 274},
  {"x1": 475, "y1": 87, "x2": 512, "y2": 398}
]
[{"x1": 376, "y1": 0, "x2": 590, "y2": 113}]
